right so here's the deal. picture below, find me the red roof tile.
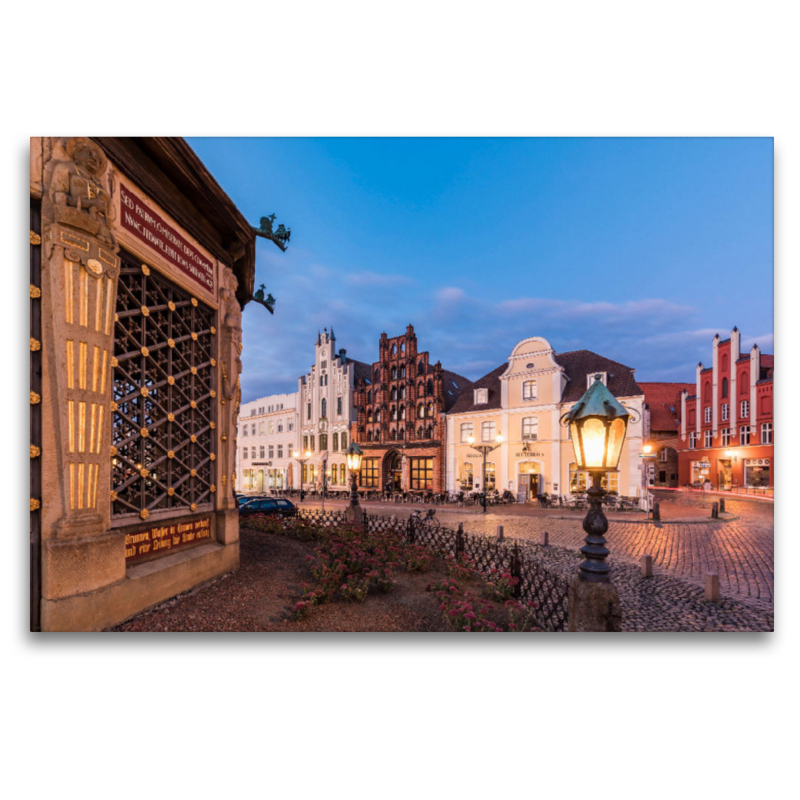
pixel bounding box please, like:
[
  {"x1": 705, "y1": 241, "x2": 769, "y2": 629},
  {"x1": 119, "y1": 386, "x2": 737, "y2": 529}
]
[{"x1": 638, "y1": 382, "x2": 694, "y2": 432}]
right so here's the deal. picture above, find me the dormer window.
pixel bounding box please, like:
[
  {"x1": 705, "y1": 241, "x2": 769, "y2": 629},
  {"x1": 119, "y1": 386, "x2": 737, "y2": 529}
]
[
  {"x1": 474, "y1": 388, "x2": 488, "y2": 405},
  {"x1": 587, "y1": 372, "x2": 607, "y2": 389}
]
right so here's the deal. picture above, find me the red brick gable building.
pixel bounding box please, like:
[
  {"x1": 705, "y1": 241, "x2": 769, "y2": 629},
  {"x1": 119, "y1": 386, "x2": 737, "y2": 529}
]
[
  {"x1": 677, "y1": 327, "x2": 774, "y2": 490},
  {"x1": 639, "y1": 382, "x2": 694, "y2": 487},
  {"x1": 350, "y1": 324, "x2": 471, "y2": 494}
]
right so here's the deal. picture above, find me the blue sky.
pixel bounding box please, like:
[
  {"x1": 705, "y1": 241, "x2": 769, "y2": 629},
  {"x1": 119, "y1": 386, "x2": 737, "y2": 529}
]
[{"x1": 187, "y1": 137, "x2": 774, "y2": 403}]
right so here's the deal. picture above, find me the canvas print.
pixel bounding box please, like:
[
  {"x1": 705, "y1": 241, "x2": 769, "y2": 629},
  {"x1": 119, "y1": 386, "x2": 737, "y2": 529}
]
[{"x1": 29, "y1": 137, "x2": 773, "y2": 632}]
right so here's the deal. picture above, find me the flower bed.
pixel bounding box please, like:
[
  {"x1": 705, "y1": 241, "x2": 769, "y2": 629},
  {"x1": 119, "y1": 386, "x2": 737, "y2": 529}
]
[{"x1": 246, "y1": 515, "x2": 541, "y2": 632}]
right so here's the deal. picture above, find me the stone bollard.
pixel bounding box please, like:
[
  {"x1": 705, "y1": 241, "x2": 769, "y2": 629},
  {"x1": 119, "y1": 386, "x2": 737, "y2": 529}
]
[
  {"x1": 711, "y1": 501, "x2": 719, "y2": 519},
  {"x1": 640, "y1": 554, "x2": 653, "y2": 578},
  {"x1": 652, "y1": 502, "x2": 660, "y2": 522},
  {"x1": 540, "y1": 530, "x2": 549, "y2": 546},
  {"x1": 496, "y1": 524, "x2": 504, "y2": 542},
  {"x1": 568, "y1": 579, "x2": 622, "y2": 632},
  {"x1": 390, "y1": 515, "x2": 396, "y2": 524},
  {"x1": 705, "y1": 572, "x2": 721, "y2": 602},
  {"x1": 719, "y1": 498, "x2": 726, "y2": 514}
]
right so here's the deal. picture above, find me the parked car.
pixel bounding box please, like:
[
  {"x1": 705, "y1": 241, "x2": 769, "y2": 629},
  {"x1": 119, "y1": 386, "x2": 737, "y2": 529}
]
[
  {"x1": 236, "y1": 494, "x2": 268, "y2": 509},
  {"x1": 239, "y1": 497, "x2": 298, "y2": 518}
]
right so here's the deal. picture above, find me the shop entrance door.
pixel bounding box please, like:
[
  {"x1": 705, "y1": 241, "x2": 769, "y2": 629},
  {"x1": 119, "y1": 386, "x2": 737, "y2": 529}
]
[
  {"x1": 386, "y1": 451, "x2": 402, "y2": 491},
  {"x1": 718, "y1": 459, "x2": 732, "y2": 491},
  {"x1": 517, "y1": 472, "x2": 540, "y2": 501}
]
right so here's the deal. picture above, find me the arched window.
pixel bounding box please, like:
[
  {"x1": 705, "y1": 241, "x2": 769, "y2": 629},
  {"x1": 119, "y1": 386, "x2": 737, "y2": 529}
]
[
  {"x1": 400, "y1": 340, "x2": 405, "y2": 354},
  {"x1": 391, "y1": 407, "x2": 398, "y2": 421},
  {"x1": 399, "y1": 427, "x2": 405, "y2": 440},
  {"x1": 418, "y1": 382, "x2": 424, "y2": 395},
  {"x1": 722, "y1": 377, "x2": 728, "y2": 398},
  {"x1": 321, "y1": 398, "x2": 327, "y2": 418},
  {"x1": 400, "y1": 405, "x2": 406, "y2": 420},
  {"x1": 400, "y1": 365, "x2": 406, "y2": 378},
  {"x1": 417, "y1": 427, "x2": 423, "y2": 439},
  {"x1": 390, "y1": 387, "x2": 398, "y2": 401},
  {"x1": 341, "y1": 432, "x2": 347, "y2": 449},
  {"x1": 391, "y1": 344, "x2": 397, "y2": 355},
  {"x1": 427, "y1": 379, "x2": 434, "y2": 394},
  {"x1": 418, "y1": 359, "x2": 425, "y2": 372},
  {"x1": 367, "y1": 389, "x2": 372, "y2": 404},
  {"x1": 427, "y1": 402, "x2": 434, "y2": 417},
  {"x1": 400, "y1": 386, "x2": 406, "y2": 399},
  {"x1": 426, "y1": 425, "x2": 433, "y2": 439},
  {"x1": 367, "y1": 430, "x2": 372, "y2": 442},
  {"x1": 391, "y1": 367, "x2": 397, "y2": 380},
  {"x1": 368, "y1": 409, "x2": 373, "y2": 423},
  {"x1": 703, "y1": 382, "x2": 711, "y2": 403},
  {"x1": 332, "y1": 432, "x2": 339, "y2": 451},
  {"x1": 376, "y1": 409, "x2": 381, "y2": 422},
  {"x1": 418, "y1": 404, "x2": 425, "y2": 418},
  {"x1": 390, "y1": 428, "x2": 396, "y2": 440},
  {"x1": 740, "y1": 372, "x2": 748, "y2": 394}
]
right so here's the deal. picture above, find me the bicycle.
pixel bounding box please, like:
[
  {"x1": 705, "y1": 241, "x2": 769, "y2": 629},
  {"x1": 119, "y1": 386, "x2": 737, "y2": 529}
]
[{"x1": 409, "y1": 507, "x2": 440, "y2": 535}]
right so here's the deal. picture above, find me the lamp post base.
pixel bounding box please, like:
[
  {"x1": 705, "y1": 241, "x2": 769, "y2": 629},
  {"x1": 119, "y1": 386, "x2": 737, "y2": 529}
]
[
  {"x1": 344, "y1": 503, "x2": 366, "y2": 528},
  {"x1": 568, "y1": 577, "x2": 621, "y2": 632}
]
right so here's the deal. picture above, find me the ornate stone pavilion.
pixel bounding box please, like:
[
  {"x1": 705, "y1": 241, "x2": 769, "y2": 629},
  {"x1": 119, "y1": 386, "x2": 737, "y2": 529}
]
[{"x1": 30, "y1": 137, "x2": 256, "y2": 631}]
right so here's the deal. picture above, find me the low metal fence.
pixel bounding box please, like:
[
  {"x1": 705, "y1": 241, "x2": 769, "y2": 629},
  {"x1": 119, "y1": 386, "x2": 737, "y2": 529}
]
[{"x1": 296, "y1": 508, "x2": 570, "y2": 631}]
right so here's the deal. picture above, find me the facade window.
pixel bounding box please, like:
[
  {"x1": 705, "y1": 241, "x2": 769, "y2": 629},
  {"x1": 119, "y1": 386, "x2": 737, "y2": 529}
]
[
  {"x1": 739, "y1": 426, "x2": 751, "y2": 446},
  {"x1": 740, "y1": 400, "x2": 749, "y2": 418},
  {"x1": 704, "y1": 430, "x2": 712, "y2": 448},
  {"x1": 721, "y1": 428, "x2": 731, "y2": 447},
  {"x1": 523, "y1": 380, "x2": 538, "y2": 400},
  {"x1": 483, "y1": 462, "x2": 496, "y2": 491},
  {"x1": 321, "y1": 398, "x2": 327, "y2": 418},
  {"x1": 288, "y1": 420, "x2": 293, "y2": 431},
  {"x1": 481, "y1": 421, "x2": 496, "y2": 442},
  {"x1": 242, "y1": 426, "x2": 247, "y2": 437},
  {"x1": 689, "y1": 432, "x2": 698, "y2": 449},
  {"x1": 722, "y1": 403, "x2": 729, "y2": 421},
  {"x1": 521, "y1": 417, "x2": 538, "y2": 440},
  {"x1": 569, "y1": 463, "x2": 588, "y2": 493},
  {"x1": 310, "y1": 434, "x2": 315, "y2": 452},
  {"x1": 474, "y1": 388, "x2": 488, "y2": 404},
  {"x1": 761, "y1": 422, "x2": 773, "y2": 444},
  {"x1": 337, "y1": 397, "x2": 342, "y2": 416},
  {"x1": 319, "y1": 434, "x2": 328, "y2": 451},
  {"x1": 361, "y1": 458, "x2": 379, "y2": 488},
  {"x1": 277, "y1": 421, "x2": 283, "y2": 433},
  {"x1": 658, "y1": 448, "x2": 668, "y2": 463},
  {"x1": 704, "y1": 407, "x2": 711, "y2": 424},
  {"x1": 243, "y1": 447, "x2": 248, "y2": 459},
  {"x1": 722, "y1": 377, "x2": 729, "y2": 398},
  {"x1": 460, "y1": 462, "x2": 474, "y2": 490},
  {"x1": 410, "y1": 457, "x2": 434, "y2": 490},
  {"x1": 417, "y1": 404, "x2": 425, "y2": 418},
  {"x1": 341, "y1": 432, "x2": 347, "y2": 450},
  {"x1": 586, "y1": 373, "x2": 606, "y2": 389},
  {"x1": 460, "y1": 422, "x2": 474, "y2": 442},
  {"x1": 307, "y1": 403, "x2": 311, "y2": 420},
  {"x1": 268, "y1": 446, "x2": 273, "y2": 458},
  {"x1": 332, "y1": 432, "x2": 339, "y2": 452},
  {"x1": 268, "y1": 421, "x2": 274, "y2": 434},
  {"x1": 277, "y1": 445, "x2": 283, "y2": 458}
]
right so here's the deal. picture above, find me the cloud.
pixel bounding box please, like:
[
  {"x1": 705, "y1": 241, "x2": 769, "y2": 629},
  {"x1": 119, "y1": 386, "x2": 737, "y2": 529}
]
[
  {"x1": 342, "y1": 270, "x2": 414, "y2": 287},
  {"x1": 435, "y1": 286, "x2": 467, "y2": 303}
]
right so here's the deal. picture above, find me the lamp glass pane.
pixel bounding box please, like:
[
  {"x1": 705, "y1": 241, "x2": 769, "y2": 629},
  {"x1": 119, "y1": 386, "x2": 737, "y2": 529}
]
[
  {"x1": 570, "y1": 421, "x2": 583, "y2": 466},
  {"x1": 606, "y1": 417, "x2": 627, "y2": 469},
  {"x1": 581, "y1": 417, "x2": 607, "y2": 469}
]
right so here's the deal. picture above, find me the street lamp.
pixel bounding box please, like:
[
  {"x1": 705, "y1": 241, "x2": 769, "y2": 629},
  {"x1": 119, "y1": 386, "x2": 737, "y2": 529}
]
[
  {"x1": 563, "y1": 374, "x2": 630, "y2": 583},
  {"x1": 292, "y1": 449, "x2": 311, "y2": 502},
  {"x1": 466, "y1": 432, "x2": 504, "y2": 513},
  {"x1": 344, "y1": 441, "x2": 365, "y2": 527},
  {"x1": 640, "y1": 443, "x2": 656, "y2": 517}
]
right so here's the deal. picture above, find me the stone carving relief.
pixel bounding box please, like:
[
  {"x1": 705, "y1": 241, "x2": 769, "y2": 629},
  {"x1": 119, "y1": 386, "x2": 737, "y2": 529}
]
[{"x1": 220, "y1": 266, "x2": 243, "y2": 499}]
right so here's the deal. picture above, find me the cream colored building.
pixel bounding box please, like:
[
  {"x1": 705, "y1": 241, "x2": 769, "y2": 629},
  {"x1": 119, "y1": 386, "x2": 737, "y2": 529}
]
[
  {"x1": 236, "y1": 393, "x2": 299, "y2": 493},
  {"x1": 445, "y1": 337, "x2": 646, "y2": 500}
]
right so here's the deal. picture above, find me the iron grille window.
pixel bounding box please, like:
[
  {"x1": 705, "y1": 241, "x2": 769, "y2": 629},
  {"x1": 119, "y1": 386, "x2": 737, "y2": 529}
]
[{"x1": 111, "y1": 254, "x2": 216, "y2": 519}]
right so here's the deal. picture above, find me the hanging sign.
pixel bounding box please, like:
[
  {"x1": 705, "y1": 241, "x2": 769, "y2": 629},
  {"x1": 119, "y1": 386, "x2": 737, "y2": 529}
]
[{"x1": 120, "y1": 183, "x2": 215, "y2": 292}]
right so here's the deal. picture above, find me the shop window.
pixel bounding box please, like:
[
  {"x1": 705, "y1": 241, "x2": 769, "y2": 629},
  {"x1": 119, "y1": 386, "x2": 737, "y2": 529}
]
[
  {"x1": 483, "y1": 462, "x2": 497, "y2": 491},
  {"x1": 460, "y1": 462, "x2": 474, "y2": 490},
  {"x1": 410, "y1": 457, "x2": 434, "y2": 490},
  {"x1": 739, "y1": 426, "x2": 751, "y2": 446},
  {"x1": 522, "y1": 417, "x2": 538, "y2": 440},
  {"x1": 523, "y1": 380, "x2": 538, "y2": 400},
  {"x1": 740, "y1": 400, "x2": 749, "y2": 418},
  {"x1": 361, "y1": 458, "x2": 379, "y2": 488},
  {"x1": 569, "y1": 463, "x2": 588, "y2": 493},
  {"x1": 460, "y1": 422, "x2": 473, "y2": 442},
  {"x1": 111, "y1": 255, "x2": 216, "y2": 518},
  {"x1": 761, "y1": 422, "x2": 773, "y2": 445}
]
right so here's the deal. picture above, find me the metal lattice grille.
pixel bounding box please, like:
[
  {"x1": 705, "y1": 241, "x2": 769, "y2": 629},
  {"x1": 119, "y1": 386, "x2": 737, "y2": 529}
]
[{"x1": 112, "y1": 254, "x2": 217, "y2": 519}]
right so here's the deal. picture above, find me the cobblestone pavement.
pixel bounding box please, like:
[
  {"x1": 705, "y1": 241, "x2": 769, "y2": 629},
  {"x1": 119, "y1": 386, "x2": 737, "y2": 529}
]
[{"x1": 301, "y1": 490, "x2": 774, "y2": 609}]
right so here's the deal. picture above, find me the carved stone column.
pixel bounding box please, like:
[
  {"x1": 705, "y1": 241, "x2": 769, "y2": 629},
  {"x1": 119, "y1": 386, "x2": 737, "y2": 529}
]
[{"x1": 39, "y1": 138, "x2": 125, "y2": 615}]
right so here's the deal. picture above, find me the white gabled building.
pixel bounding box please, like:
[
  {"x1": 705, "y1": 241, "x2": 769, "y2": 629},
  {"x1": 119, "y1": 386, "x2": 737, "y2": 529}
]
[
  {"x1": 298, "y1": 328, "x2": 372, "y2": 491},
  {"x1": 236, "y1": 392, "x2": 299, "y2": 494}
]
